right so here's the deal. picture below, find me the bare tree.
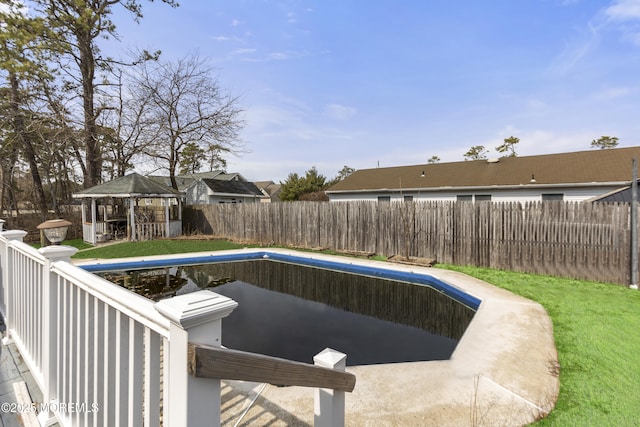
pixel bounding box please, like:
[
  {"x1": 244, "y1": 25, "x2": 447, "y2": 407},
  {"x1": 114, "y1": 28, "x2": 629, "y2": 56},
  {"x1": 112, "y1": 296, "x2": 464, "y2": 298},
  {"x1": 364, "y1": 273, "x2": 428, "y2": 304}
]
[
  {"x1": 136, "y1": 53, "x2": 245, "y2": 189},
  {"x1": 32, "y1": 0, "x2": 177, "y2": 188},
  {"x1": 99, "y1": 67, "x2": 159, "y2": 179}
]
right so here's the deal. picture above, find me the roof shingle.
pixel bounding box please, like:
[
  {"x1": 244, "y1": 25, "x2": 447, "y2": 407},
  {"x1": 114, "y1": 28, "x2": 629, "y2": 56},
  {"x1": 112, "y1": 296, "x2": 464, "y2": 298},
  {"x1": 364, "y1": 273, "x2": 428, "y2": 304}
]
[{"x1": 328, "y1": 147, "x2": 640, "y2": 192}]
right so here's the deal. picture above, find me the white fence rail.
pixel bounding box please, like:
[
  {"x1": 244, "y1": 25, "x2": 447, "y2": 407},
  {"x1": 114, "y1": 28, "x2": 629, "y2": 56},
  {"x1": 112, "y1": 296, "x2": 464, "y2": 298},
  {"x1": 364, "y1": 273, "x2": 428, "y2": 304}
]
[{"x1": 0, "y1": 222, "x2": 351, "y2": 427}]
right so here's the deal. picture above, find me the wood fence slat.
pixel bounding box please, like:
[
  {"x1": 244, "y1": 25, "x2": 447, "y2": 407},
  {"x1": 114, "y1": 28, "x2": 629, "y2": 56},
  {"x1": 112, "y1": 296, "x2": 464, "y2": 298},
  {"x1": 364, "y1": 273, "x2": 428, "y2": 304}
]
[{"x1": 184, "y1": 201, "x2": 636, "y2": 285}]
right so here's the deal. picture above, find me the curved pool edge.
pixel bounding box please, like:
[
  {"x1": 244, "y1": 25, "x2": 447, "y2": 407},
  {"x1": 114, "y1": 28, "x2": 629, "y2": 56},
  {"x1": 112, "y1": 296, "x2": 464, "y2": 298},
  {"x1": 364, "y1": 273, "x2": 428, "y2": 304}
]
[{"x1": 74, "y1": 248, "x2": 559, "y2": 426}]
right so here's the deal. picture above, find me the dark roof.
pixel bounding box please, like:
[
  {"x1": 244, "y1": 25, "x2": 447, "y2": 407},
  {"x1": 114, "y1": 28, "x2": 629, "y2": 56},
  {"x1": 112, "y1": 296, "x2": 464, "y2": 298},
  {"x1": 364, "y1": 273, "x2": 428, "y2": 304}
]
[
  {"x1": 328, "y1": 146, "x2": 640, "y2": 193},
  {"x1": 73, "y1": 173, "x2": 182, "y2": 198},
  {"x1": 590, "y1": 181, "x2": 640, "y2": 203},
  {"x1": 148, "y1": 175, "x2": 196, "y2": 192},
  {"x1": 201, "y1": 178, "x2": 263, "y2": 196},
  {"x1": 254, "y1": 181, "x2": 282, "y2": 198}
]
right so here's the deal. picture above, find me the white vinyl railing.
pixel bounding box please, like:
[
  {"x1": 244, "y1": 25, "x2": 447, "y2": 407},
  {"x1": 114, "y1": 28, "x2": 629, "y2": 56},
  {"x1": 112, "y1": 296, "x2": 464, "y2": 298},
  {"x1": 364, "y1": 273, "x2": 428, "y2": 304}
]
[{"x1": 0, "y1": 222, "x2": 351, "y2": 427}]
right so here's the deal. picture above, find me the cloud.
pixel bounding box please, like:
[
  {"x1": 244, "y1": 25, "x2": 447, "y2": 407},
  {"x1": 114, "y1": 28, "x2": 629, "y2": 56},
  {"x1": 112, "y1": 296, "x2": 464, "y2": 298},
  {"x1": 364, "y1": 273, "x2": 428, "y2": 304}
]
[
  {"x1": 546, "y1": 22, "x2": 601, "y2": 76},
  {"x1": 548, "y1": 0, "x2": 640, "y2": 75},
  {"x1": 211, "y1": 35, "x2": 248, "y2": 43},
  {"x1": 267, "y1": 52, "x2": 290, "y2": 60},
  {"x1": 605, "y1": 0, "x2": 640, "y2": 20},
  {"x1": 324, "y1": 103, "x2": 357, "y2": 120},
  {"x1": 265, "y1": 51, "x2": 308, "y2": 61},
  {"x1": 603, "y1": 0, "x2": 640, "y2": 45},
  {"x1": 232, "y1": 48, "x2": 257, "y2": 55}
]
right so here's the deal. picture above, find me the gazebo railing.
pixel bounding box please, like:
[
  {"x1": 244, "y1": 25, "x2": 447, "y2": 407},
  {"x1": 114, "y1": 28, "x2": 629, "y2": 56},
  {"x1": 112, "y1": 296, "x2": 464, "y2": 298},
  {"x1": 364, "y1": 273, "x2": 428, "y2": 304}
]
[{"x1": 135, "y1": 221, "x2": 173, "y2": 240}]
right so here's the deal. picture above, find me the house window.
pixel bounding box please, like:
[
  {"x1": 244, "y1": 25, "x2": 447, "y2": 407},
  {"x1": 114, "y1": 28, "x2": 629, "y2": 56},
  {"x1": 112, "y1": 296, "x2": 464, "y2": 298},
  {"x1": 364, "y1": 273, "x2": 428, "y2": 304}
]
[
  {"x1": 475, "y1": 195, "x2": 492, "y2": 202},
  {"x1": 378, "y1": 196, "x2": 391, "y2": 202},
  {"x1": 404, "y1": 195, "x2": 413, "y2": 202},
  {"x1": 542, "y1": 193, "x2": 564, "y2": 201},
  {"x1": 456, "y1": 195, "x2": 473, "y2": 202}
]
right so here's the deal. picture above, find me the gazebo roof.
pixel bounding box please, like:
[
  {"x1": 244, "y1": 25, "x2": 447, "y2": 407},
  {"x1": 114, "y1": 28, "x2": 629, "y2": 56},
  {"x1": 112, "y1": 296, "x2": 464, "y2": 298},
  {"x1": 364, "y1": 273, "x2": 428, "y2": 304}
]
[{"x1": 73, "y1": 173, "x2": 183, "y2": 198}]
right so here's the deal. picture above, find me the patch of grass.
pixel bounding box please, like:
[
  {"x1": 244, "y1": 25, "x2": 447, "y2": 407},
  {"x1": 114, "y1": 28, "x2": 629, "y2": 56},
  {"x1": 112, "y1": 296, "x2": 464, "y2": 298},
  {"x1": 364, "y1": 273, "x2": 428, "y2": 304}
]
[
  {"x1": 72, "y1": 239, "x2": 246, "y2": 259},
  {"x1": 438, "y1": 264, "x2": 640, "y2": 426}
]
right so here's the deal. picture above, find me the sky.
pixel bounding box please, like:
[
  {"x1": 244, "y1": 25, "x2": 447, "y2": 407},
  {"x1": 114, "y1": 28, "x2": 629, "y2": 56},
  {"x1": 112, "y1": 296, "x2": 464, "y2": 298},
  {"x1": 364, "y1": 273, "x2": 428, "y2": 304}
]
[{"x1": 105, "y1": 0, "x2": 640, "y2": 182}]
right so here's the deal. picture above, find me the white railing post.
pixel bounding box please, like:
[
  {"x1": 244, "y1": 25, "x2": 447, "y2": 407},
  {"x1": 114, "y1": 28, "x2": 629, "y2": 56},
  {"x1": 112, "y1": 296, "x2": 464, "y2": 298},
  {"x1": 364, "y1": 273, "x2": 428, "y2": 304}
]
[
  {"x1": 155, "y1": 290, "x2": 238, "y2": 427},
  {"x1": 314, "y1": 348, "x2": 347, "y2": 427},
  {"x1": 0, "y1": 230, "x2": 28, "y2": 337},
  {"x1": 38, "y1": 246, "x2": 79, "y2": 410}
]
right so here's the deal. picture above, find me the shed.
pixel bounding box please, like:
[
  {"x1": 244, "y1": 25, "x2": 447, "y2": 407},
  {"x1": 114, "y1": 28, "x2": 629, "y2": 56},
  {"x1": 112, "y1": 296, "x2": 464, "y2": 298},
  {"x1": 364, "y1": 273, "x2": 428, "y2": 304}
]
[{"x1": 72, "y1": 173, "x2": 184, "y2": 245}]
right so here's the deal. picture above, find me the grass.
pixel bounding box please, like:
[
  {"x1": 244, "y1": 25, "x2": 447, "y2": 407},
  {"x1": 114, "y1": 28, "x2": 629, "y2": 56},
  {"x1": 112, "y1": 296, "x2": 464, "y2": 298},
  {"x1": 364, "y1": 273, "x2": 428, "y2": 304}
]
[
  {"x1": 71, "y1": 240, "x2": 640, "y2": 426},
  {"x1": 72, "y1": 238, "x2": 246, "y2": 259},
  {"x1": 439, "y1": 264, "x2": 640, "y2": 427}
]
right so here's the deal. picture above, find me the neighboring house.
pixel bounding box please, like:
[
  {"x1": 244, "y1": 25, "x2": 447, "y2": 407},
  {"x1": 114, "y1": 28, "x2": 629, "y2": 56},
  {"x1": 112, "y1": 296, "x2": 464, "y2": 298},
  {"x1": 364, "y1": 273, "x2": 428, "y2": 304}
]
[
  {"x1": 326, "y1": 146, "x2": 640, "y2": 203},
  {"x1": 150, "y1": 172, "x2": 263, "y2": 205},
  {"x1": 589, "y1": 182, "x2": 640, "y2": 203},
  {"x1": 254, "y1": 180, "x2": 282, "y2": 203}
]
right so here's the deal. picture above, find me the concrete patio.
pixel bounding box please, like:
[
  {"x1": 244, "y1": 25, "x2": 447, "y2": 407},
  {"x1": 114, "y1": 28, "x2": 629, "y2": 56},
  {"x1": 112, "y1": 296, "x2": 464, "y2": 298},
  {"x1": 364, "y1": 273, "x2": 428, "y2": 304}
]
[{"x1": 214, "y1": 260, "x2": 560, "y2": 426}]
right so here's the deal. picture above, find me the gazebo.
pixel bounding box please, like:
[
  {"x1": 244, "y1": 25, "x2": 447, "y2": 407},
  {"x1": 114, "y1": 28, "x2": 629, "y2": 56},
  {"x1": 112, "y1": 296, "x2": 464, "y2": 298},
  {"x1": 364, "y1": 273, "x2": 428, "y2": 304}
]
[{"x1": 73, "y1": 173, "x2": 184, "y2": 245}]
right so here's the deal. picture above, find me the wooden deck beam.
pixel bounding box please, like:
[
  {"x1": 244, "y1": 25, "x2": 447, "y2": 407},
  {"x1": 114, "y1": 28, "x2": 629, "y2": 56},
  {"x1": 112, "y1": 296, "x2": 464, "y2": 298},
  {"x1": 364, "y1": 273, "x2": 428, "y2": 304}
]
[{"x1": 188, "y1": 343, "x2": 356, "y2": 392}]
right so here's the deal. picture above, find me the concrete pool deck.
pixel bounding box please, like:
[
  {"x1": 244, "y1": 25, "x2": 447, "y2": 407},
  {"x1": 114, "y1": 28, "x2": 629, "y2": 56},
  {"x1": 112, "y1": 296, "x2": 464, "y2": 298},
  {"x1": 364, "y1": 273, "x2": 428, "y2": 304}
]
[
  {"x1": 77, "y1": 248, "x2": 560, "y2": 426},
  {"x1": 212, "y1": 251, "x2": 559, "y2": 427}
]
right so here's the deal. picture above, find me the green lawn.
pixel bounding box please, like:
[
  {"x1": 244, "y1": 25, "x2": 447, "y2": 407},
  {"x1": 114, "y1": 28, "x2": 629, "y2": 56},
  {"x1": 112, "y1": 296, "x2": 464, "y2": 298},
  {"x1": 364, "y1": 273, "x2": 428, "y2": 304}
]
[
  {"x1": 71, "y1": 240, "x2": 640, "y2": 426},
  {"x1": 72, "y1": 239, "x2": 246, "y2": 259},
  {"x1": 439, "y1": 264, "x2": 640, "y2": 427}
]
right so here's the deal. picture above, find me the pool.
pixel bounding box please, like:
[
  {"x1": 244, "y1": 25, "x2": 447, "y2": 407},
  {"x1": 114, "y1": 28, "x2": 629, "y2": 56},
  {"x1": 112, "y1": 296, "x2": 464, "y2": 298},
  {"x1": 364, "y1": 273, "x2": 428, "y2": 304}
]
[
  {"x1": 76, "y1": 248, "x2": 559, "y2": 426},
  {"x1": 84, "y1": 251, "x2": 479, "y2": 366}
]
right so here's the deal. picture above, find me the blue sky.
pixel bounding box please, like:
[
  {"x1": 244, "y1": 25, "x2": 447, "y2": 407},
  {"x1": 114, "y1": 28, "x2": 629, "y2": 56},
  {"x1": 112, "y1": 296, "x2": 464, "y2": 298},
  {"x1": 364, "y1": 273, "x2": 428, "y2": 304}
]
[{"x1": 108, "y1": 0, "x2": 640, "y2": 182}]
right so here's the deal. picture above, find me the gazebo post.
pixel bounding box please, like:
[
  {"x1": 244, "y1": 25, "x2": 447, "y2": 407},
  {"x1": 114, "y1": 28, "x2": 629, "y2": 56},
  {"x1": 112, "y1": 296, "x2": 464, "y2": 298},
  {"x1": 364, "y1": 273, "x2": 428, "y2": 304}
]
[
  {"x1": 81, "y1": 199, "x2": 86, "y2": 224},
  {"x1": 80, "y1": 199, "x2": 88, "y2": 243},
  {"x1": 91, "y1": 198, "x2": 97, "y2": 244},
  {"x1": 164, "y1": 197, "x2": 170, "y2": 238},
  {"x1": 129, "y1": 197, "x2": 136, "y2": 241}
]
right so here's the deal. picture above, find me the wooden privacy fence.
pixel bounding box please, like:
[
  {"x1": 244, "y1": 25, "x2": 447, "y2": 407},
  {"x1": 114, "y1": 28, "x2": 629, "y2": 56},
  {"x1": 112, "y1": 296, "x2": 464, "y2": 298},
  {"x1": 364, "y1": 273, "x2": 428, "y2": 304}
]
[{"x1": 184, "y1": 201, "x2": 633, "y2": 285}]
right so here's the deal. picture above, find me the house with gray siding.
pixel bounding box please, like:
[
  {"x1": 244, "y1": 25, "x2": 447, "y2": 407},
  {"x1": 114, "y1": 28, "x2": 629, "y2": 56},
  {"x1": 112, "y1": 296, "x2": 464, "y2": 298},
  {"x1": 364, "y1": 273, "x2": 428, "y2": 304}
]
[
  {"x1": 150, "y1": 171, "x2": 263, "y2": 205},
  {"x1": 326, "y1": 146, "x2": 640, "y2": 203}
]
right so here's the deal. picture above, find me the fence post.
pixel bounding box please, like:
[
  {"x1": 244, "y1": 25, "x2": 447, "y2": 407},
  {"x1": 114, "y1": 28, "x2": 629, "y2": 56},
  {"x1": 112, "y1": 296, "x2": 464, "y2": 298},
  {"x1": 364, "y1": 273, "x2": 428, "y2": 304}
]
[
  {"x1": 0, "y1": 230, "x2": 28, "y2": 339},
  {"x1": 314, "y1": 348, "x2": 347, "y2": 427},
  {"x1": 155, "y1": 290, "x2": 238, "y2": 426},
  {"x1": 38, "y1": 246, "x2": 79, "y2": 411}
]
